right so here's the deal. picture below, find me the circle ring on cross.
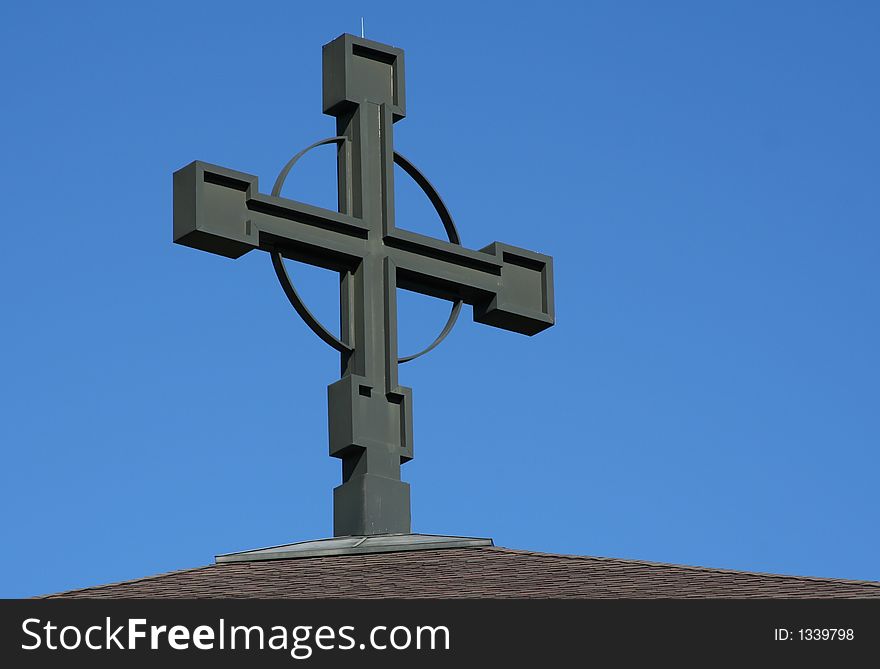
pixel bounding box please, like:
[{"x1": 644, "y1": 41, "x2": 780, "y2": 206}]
[{"x1": 269, "y1": 136, "x2": 463, "y2": 364}]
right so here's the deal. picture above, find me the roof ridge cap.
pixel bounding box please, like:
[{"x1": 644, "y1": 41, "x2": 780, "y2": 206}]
[
  {"x1": 37, "y1": 562, "x2": 216, "y2": 599},
  {"x1": 487, "y1": 546, "x2": 880, "y2": 588}
]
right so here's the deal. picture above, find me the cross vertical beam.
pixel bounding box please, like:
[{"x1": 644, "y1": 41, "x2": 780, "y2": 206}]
[{"x1": 324, "y1": 37, "x2": 412, "y2": 535}]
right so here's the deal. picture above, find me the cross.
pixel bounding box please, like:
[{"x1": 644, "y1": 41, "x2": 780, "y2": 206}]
[{"x1": 173, "y1": 34, "x2": 555, "y2": 537}]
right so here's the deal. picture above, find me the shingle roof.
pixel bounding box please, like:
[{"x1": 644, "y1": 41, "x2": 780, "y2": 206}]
[{"x1": 43, "y1": 546, "x2": 880, "y2": 599}]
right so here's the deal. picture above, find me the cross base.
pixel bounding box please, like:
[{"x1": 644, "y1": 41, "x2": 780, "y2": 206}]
[{"x1": 334, "y1": 473, "x2": 411, "y2": 536}]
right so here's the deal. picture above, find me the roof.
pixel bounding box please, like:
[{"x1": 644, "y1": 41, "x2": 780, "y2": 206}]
[{"x1": 42, "y1": 545, "x2": 880, "y2": 599}]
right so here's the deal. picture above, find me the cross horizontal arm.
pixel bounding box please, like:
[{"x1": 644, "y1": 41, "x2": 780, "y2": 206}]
[
  {"x1": 173, "y1": 161, "x2": 368, "y2": 271},
  {"x1": 386, "y1": 229, "x2": 501, "y2": 300},
  {"x1": 385, "y1": 230, "x2": 555, "y2": 336}
]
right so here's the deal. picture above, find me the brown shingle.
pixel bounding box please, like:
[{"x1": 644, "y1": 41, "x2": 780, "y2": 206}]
[{"x1": 42, "y1": 546, "x2": 880, "y2": 599}]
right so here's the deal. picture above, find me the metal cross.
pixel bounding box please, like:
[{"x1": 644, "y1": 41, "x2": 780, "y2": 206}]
[{"x1": 173, "y1": 34, "x2": 555, "y2": 536}]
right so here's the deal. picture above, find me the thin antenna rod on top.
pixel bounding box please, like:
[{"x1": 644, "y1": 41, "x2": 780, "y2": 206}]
[{"x1": 361, "y1": 17, "x2": 365, "y2": 38}]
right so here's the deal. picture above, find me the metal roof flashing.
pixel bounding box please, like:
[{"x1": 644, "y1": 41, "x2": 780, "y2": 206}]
[{"x1": 215, "y1": 534, "x2": 494, "y2": 564}]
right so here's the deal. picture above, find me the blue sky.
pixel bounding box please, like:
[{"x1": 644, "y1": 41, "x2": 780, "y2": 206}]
[{"x1": 1, "y1": 1, "x2": 878, "y2": 597}]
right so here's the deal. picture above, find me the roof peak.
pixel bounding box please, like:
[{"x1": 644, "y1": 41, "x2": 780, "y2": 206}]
[{"x1": 215, "y1": 533, "x2": 494, "y2": 563}]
